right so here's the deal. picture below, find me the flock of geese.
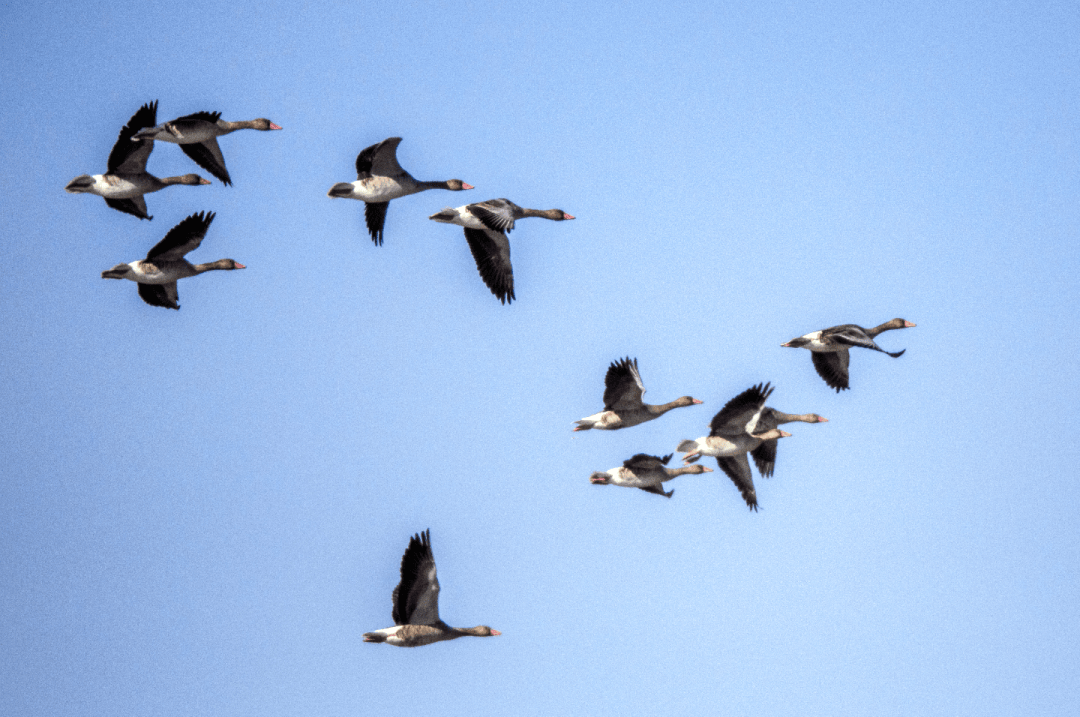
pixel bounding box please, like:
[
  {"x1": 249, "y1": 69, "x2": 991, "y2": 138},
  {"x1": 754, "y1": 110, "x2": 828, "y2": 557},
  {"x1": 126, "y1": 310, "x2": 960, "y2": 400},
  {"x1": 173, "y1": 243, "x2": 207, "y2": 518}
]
[{"x1": 66, "y1": 102, "x2": 915, "y2": 647}]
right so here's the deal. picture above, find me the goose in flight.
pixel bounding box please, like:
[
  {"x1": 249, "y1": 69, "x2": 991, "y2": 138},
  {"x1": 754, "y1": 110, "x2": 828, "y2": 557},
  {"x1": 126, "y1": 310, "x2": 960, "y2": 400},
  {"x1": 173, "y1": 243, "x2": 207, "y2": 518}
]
[
  {"x1": 574, "y1": 357, "x2": 702, "y2": 431},
  {"x1": 429, "y1": 199, "x2": 574, "y2": 304},
  {"x1": 101, "y1": 211, "x2": 244, "y2": 309},
  {"x1": 362, "y1": 530, "x2": 500, "y2": 647},
  {"x1": 133, "y1": 110, "x2": 281, "y2": 186},
  {"x1": 328, "y1": 137, "x2": 473, "y2": 245},
  {"x1": 782, "y1": 319, "x2": 915, "y2": 391}
]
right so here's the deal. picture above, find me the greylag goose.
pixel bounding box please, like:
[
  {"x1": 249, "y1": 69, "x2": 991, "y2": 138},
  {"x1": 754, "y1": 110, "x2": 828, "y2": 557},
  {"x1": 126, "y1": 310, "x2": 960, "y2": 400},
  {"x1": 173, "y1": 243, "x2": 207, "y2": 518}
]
[
  {"x1": 589, "y1": 453, "x2": 713, "y2": 498},
  {"x1": 748, "y1": 407, "x2": 828, "y2": 479},
  {"x1": 574, "y1": 357, "x2": 702, "y2": 431},
  {"x1": 101, "y1": 211, "x2": 244, "y2": 310},
  {"x1": 782, "y1": 319, "x2": 915, "y2": 392},
  {"x1": 362, "y1": 530, "x2": 500, "y2": 648},
  {"x1": 327, "y1": 137, "x2": 473, "y2": 246},
  {"x1": 133, "y1": 111, "x2": 281, "y2": 186},
  {"x1": 428, "y1": 199, "x2": 575, "y2": 304},
  {"x1": 65, "y1": 101, "x2": 211, "y2": 220},
  {"x1": 677, "y1": 383, "x2": 791, "y2": 511}
]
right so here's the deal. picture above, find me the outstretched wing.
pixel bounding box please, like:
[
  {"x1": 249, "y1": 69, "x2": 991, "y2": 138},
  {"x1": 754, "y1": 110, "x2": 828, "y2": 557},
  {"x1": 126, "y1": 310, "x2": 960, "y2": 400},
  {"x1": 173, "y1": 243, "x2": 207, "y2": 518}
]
[
  {"x1": 463, "y1": 227, "x2": 515, "y2": 304},
  {"x1": 391, "y1": 529, "x2": 441, "y2": 626},
  {"x1": 638, "y1": 484, "x2": 674, "y2": 498},
  {"x1": 104, "y1": 197, "x2": 151, "y2": 220},
  {"x1": 180, "y1": 138, "x2": 231, "y2": 185},
  {"x1": 811, "y1": 351, "x2": 850, "y2": 392},
  {"x1": 468, "y1": 199, "x2": 519, "y2": 233},
  {"x1": 137, "y1": 282, "x2": 179, "y2": 310},
  {"x1": 357, "y1": 137, "x2": 405, "y2": 178},
  {"x1": 750, "y1": 440, "x2": 778, "y2": 479},
  {"x1": 709, "y1": 383, "x2": 773, "y2": 436},
  {"x1": 603, "y1": 357, "x2": 645, "y2": 411},
  {"x1": 146, "y1": 211, "x2": 215, "y2": 261},
  {"x1": 716, "y1": 454, "x2": 758, "y2": 511},
  {"x1": 109, "y1": 101, "x2": 158, "y2": 174},
  {"x1": 622, "y1": 453, "x2": 670, "y2": 471},
  {"x1": 364, "y1": 201, "x2": 389, "y2": 246},
  {"x1": 175, "y1": 111, "x2": 222, "y2": 123}
]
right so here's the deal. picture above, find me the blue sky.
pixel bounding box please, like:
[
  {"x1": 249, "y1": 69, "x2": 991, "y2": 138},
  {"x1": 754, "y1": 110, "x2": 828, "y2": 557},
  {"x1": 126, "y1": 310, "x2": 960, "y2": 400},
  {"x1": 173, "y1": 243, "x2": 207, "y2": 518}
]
[{"x1": 2, "y1": 0, "x2": 1079, "y2": 714}]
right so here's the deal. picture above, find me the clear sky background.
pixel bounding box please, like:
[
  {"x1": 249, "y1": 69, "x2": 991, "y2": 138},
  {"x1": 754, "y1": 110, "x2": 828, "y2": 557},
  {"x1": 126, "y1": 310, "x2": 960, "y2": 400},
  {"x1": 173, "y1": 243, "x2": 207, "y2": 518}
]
[{"x1": 2, "y1": 0, "x2": 1079, "y2": 714}]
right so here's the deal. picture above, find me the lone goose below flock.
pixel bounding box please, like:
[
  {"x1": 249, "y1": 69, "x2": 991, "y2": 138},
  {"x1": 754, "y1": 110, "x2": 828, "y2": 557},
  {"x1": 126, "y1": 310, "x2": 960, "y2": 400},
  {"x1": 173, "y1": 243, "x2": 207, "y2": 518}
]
[
  {"x1": 66, "y1": 101, "x2": 210, "y2": 220},
  {"x1": 101, "y1": 211, "x2": 244, "y2": 310},
  {"x1": 363, "y1": 530, "x2": 500, "y2": 648},
  {"x1": 429, "y1": 199, "x2": 575, "y2": 304},
  {"x1": 782, "y1": 318, "x2": 915, "y2": 392},
  {"x1": 328, "y1": 137, "x2": 473, "y2": 246},
  {"x1": 133, "y1": 111, "x2": 281, "y2": 186},
  {"x1": 590, "y1": 453, "x2": 712, "y2": 498},
  {"x1": 574, "y1": 357, "x2": 702, "y2": 431}
]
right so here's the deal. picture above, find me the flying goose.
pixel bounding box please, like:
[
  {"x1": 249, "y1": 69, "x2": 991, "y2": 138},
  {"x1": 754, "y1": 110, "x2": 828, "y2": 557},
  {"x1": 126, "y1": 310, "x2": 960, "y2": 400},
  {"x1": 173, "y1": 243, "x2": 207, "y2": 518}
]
[
  {"x1": 101, "y1": 211, "x2": 244, "y2": 309},
  {"x1": 133, "y1": 111, "x2": 281, "y2": 186},
  {"x1": 782, "y1": 319, "x2": 915, "y2": 391},
  {"x1": 677, "y1": 383, "x2": 791, "y2": 511},
  {"x1": 589, "y1": 453, "x2": 713, "y2": 498},
  {"x1": 429, "y1": 199, "x2": 575, "y2": 304},
  {"x1": 362, "y1": 530, "x2": 500, "y2": 647},
  {"x1": 65, "y1": 101, "x2": 211, "y2": 220},
  {"x1": 328, "y1": 137, "x2": 473, "y2": 245},
  {"x1": 574, "y1": 357, "x2": 702, "y2": 431}
]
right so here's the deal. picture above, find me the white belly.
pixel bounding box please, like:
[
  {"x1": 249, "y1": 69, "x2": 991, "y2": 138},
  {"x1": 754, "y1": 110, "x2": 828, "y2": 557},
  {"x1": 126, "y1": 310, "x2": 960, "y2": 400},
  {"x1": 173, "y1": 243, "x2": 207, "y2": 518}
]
[{"x1": 350, "y1": 176, "x2": 413, "y2": 202}]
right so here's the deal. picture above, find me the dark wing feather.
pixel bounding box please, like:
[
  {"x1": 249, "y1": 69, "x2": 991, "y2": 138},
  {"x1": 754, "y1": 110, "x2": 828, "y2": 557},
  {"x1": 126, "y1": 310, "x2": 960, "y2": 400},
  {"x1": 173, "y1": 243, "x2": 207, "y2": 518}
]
[
  {"x1": 147, "y1": 212, "x2": 215, "y2": 261},
  {"x1": 180, "y1": 138, "x2": 230, "y2": 185},
  {"x1": 137, "y1": 282, "x2": 179, "y2": 310},
  {"x1": 104, "y1": 197, "x2": 151, "y2": 220},
  {"x1": 463, "y1": 227, "x2": 515, "y2": 304},
  {"x1": 709, "y1": 383, "x2": 774, "y2": 436},
  {"x1": 468, "y1": 199, "x2": 519, "y2": 233},
  {"x1": 391, "y1": 529, "x2": 441, "y2": 626},
  {"x1": 811, "y1": 351, "x2": 850, "y2": 392},
  {"x1": 364, "y1": 202, "x2": 389, "y2": 246},
  {"x1": 175, "y1": 111, "x2": 222, "y2": 123},
  {"x1": 638, "y1": 484, "x2": 674, "y2": 498},
  {"x1": 750, "y1": 440, "x2": 778, "y2": 479},
  {"x1": 603, "y1": 357, "x2": 645, "y2": 410},
  {"x1": 357, "y1": 137, "x2": 405, "y2": 178},
  {"x1": 622, "y1": 453, "x2": 669, "y2": 471},
  {"x1": 716, "y1": 455, "x2": 758, "y2": 511},
  {"x1": 109, "y1": 101, "x2": 158, "y2": 174}
]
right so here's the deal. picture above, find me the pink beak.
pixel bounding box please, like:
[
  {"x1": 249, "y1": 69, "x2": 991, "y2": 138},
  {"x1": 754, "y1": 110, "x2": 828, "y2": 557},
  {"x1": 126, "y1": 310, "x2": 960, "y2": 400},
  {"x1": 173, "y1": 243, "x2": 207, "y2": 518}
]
[
  {"x1": 234, "y1": 263, "x2": 247, "y2": 269},
  {"x1": 490, "y1": 629, "x2": 502, "y2": 636},
  {"x1": 269, "y1": 122, "x2": 283, "y2": 130},
  {"x1": 563, "y1": 213, "x2": 575, "y2": 220},
  {"x1": 462, "y1": 182, "x2": 475, "y2": 190}
]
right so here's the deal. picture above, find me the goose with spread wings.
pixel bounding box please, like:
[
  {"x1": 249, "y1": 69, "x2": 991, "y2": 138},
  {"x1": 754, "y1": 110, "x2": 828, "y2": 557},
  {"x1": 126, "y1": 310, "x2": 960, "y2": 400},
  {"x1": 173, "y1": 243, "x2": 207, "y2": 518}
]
[
  {"x1": 328, "y1": 137, "x2": 473, "y2": 246},
  {"x1": 429, "y1": 199, "x2": 575, "y2": 304},
  {"x1": 65, "y1": 101, "x2": 211, "y2": 220},
  {"x1": 133, "y1": 111, "x2": 281, "y2": 186},
  {"x1": 101, "y1": 211, "x2": 244, "y2": 310},
  {"x1": 677, "y1": 383, "x2": 791, "y2": 511},
  {"x1": 590, "y1": 453, "x2": 712, "y2": 498},
  {"x1": 574, "y1": 357, "x2": 702, "y2": 431},
  {"x1": 782, "y1": 318, "x2": 915, "y2": 392},
  {"x1": 362, "y1": 530, "x2": 500, "y2": 647}
]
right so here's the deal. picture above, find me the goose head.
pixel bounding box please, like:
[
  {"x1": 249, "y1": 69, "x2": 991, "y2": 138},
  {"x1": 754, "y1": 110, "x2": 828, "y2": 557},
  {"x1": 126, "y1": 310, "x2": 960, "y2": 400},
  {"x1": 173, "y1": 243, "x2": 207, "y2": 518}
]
[
  {"x1": 445, "y1": 179, "x2": 474, "y2": 191},
  {"x1": 251, "y1": 118, "x2": 282, "y2": 131}
]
